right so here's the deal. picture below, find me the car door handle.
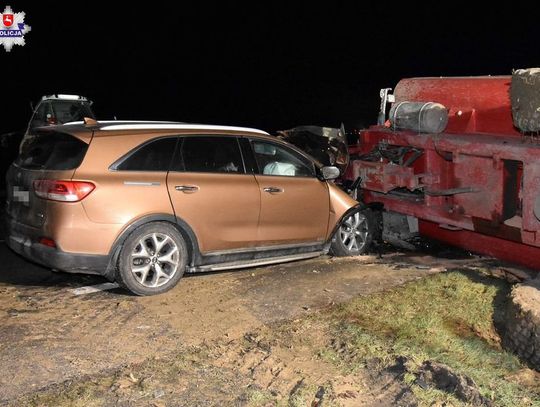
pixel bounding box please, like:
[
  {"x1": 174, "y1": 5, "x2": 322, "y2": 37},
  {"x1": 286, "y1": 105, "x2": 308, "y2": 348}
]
[
  {"x1": 263, "y1": 187, "x2": 283, "y2": 193},
  {"x1": 175, "y1": 185, "x2": 199, "y2": 193}
]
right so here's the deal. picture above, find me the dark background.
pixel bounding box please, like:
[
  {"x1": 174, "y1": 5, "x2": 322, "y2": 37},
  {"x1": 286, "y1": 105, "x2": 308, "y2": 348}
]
[{"x1": 1, "y1": 2, "x2": 540, "y2": 135}]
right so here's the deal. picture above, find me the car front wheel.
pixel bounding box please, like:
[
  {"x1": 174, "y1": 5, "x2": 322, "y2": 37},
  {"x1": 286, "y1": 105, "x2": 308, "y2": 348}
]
[
  {"x1": 117, "y1": 222, "x2": 188, "y2": 296},
  {"x1": 330, "y1": 208, "x2": 375, "y2": 256}
]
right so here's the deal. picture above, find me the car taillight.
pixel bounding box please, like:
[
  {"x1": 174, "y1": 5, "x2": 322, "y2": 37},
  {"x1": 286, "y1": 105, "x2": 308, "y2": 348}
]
[{"x1": 33, "y1": 180, "x2": 95, "y2": 202}]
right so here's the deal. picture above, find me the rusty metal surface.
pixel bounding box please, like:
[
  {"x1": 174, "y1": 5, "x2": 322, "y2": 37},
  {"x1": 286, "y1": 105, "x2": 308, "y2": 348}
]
[
  {"x1": 393, "y1": 76, "x2": 520, "y2": 136},
  {"x1": 347, "y1": 76, "x2": 540, "y2": 270}
]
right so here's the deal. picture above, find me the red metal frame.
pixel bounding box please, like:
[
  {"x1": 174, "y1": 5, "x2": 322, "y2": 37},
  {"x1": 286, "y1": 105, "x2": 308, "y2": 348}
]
[{"x1": 345, "y1": 76, "x2": 540, "y2": 270}]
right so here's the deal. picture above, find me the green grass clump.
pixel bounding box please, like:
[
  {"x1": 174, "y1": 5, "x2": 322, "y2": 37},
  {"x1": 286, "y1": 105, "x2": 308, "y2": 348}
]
[{"x1": 324, "y1": 270, "x2": 540, "y2": 406}]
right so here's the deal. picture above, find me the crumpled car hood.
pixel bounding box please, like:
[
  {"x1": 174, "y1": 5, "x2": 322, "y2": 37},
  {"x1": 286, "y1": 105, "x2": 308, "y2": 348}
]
[{"x1": 277, "y1": 125, "x2": 349, "y2": 174}]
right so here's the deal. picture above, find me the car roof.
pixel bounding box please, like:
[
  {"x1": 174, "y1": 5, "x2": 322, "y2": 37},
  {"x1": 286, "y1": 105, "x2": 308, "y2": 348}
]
[
  {"x1": 37, "y1": 120, "x2": 323, "y2": 167},
  {"x1": 41, "y1": 120, "x2": 271, "y2": 142},
  {"x1": 96, "y1": 121, "x2": 270, "y2": 135}
]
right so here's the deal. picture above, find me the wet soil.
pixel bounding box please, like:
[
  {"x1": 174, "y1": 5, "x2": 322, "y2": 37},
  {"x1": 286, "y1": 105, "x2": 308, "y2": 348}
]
[{"x1": 0, "y1": 239, "x2": 521, "y2": 405}]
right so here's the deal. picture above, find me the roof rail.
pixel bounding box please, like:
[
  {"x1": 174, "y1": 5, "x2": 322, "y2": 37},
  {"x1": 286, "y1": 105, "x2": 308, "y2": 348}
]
[{"x1": 99, "y1": 123, "x2": 269, "y2": 135}]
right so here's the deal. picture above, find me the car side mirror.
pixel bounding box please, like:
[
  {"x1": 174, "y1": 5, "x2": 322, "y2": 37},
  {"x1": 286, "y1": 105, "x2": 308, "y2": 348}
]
[{"x1": 320, "y1": 166, "x2": 340, "y2": 180}]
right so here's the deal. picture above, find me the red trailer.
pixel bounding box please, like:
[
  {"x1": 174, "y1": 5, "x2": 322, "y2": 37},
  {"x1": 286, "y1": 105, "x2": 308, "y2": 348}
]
[{"x1": 344, "y1": 74, "x2": 540, "y2": 270}]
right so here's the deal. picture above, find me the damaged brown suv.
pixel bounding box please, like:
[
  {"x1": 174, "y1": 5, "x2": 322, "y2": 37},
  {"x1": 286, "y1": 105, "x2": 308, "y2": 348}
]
[{"x1": 6, "y1": 121, "x2": 370, "y2": 295}]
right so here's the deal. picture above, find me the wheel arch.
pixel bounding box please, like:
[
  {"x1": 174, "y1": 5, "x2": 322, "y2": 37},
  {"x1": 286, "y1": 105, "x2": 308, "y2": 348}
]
[
  {"x1": 326, "y1": 203, "x2": 363, "y2": 244},
  {"x1": 104, "y1": 213, "x2": 201, "y2": 279}
]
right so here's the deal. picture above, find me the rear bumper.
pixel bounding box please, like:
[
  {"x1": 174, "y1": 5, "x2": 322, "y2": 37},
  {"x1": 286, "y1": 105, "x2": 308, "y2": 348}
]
[{"x1": 6, "y1": 216, "x2": 110, "y2": 275}]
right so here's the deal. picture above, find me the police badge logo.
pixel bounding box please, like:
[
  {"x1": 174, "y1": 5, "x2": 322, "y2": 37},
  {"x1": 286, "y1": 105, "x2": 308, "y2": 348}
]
[
  {"x1": 2, "y1": 12, "x2": 13, "y2": 27},
  {"x1": 0, "y1": 5, "x2": 31, "y2": 52}
]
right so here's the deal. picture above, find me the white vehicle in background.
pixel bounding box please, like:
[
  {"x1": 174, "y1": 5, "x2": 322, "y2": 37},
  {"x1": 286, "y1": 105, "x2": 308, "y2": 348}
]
[
  {"x1": 1, "y1": 95, "x2": 96, "y2": 193},
  {"x1": 20, "y1": 94, "x2": 95, "y2": 152}
]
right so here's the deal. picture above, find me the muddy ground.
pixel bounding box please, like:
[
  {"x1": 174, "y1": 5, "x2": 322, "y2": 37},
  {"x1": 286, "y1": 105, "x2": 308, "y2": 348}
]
[{"x1": 0, "y1": 238, "x2": 519, "y2": 406}]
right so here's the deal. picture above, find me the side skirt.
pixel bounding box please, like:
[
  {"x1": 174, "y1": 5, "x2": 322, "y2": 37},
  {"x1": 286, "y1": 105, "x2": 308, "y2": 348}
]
[
  {"x1": 191, "y1": 251, "x2": 325, "y2": 272},
  {"x1": 187, "y1": 242, "x2": 330, "y2": 273}
]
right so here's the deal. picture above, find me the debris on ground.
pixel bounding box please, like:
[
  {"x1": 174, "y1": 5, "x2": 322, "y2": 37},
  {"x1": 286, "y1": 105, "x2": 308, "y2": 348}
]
[{"x1": 416, "y1": 361, "x2": 492, "y2": 406}]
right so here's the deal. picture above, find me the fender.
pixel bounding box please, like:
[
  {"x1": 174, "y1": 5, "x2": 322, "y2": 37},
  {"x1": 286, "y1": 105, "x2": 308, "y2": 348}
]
[{"x1": 325, "y1": 203, "x2": 364, "y2": 244}]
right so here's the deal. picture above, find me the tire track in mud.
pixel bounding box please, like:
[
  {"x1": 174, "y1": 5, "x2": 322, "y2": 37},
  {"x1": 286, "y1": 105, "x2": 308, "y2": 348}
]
[{"x1": 0, "y1": 273, "x2": 177, "y2": 404}]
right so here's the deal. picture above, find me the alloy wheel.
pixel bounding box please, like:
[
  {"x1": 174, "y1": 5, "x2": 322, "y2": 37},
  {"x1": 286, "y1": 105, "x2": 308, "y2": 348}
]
[
  {"x1": 339, "y1": 211, "x2": 369, "y2": 252},
  {"x1": 129, "y1": 232, "x2": 180, "y2": 288}
]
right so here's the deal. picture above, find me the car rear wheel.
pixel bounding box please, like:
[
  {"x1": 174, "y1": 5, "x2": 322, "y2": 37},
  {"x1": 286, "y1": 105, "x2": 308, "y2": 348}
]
[
  {"x1": 331, "y1": 208, "x2": 374, "y2": 256},
  {"x1": 117, "y1": 222, "x2": 188, "y2": 296}
]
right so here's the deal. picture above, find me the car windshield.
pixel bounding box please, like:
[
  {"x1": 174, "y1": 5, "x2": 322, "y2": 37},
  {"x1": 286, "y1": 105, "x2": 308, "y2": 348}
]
[
  {"x1": 50, "y1": 100, "x2": 94, "y2": 124},
  {"x1": 30, "y1": 100, "x2": 95, "y2": 130}
]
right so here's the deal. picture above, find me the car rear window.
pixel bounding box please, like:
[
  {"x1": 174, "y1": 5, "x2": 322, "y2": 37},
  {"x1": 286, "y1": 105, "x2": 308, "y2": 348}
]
[{"x1": 16, "y1": 131, "x2": 88, "y2": 170}]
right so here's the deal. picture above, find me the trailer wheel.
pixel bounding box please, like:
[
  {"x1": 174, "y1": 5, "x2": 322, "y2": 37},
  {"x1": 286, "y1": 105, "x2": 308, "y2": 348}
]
[{"x1": 331, "y1": 208, "x2": 376, "y2": 256}]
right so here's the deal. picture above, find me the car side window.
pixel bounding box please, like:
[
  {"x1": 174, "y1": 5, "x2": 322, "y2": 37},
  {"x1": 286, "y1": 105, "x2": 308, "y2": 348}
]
[
  {"x1": 172, "y1": 136, "x2": 244, "y2": 174},
  {"x1": 251, "y1": 140, "x2": 315, "y2": 177},
  {"x1": 113, "y1": 137, "x2": 178, "y2": 171}
]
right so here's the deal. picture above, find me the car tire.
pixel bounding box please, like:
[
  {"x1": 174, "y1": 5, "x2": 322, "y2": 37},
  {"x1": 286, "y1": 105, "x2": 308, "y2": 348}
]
[
  {"x1": 330, "y1": 208, "x2": 375, "y2": 257},
  {"x1": 117, "y1": 222, "x2": 188, "y2": 296}
]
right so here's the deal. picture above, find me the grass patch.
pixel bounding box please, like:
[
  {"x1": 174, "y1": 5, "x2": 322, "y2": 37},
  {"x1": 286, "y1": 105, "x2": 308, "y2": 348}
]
[
  {"x1": 322, "y1": 270, "x2": 540, "y2": 406},
  {"x1": 246, "y1": 387, "x2": 274, "y2": 406},
  {"x1": 24, "y1": 375, "x2": 116, "y2": 407},
  {"x1": 22, "y1": 349, "x2": 211, "y2": 407}
]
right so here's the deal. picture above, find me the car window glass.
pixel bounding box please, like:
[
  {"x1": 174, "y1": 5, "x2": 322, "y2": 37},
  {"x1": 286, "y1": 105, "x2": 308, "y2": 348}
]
[
  {"x1": 16, "y1": 132, "x2": 88, "y2": 170},
  {"x1": 51, "y1": 101, "x2": 95, "y2": 124},
  {"x1": 175, "y1": 136, "x2": 243, "y2": 174},
  {"x1": 30, "y1": 102, "x2": 52, "y2": 129},
  {"x1": 115, "y1": 137, "x2": 177, "y2": 171},
  {"x1": 239, "y1": 137, "x2": 257, "y2": 173},
  {"x1": 251, "y1": 140, "x2": 314, "y2": 177}
]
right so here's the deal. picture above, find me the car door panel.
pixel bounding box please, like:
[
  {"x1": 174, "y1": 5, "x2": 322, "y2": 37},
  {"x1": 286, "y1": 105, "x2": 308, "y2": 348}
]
[
  {"x1": 255, "y1": 174, "x2": 330, "y2": 244},
  {"x1": 249, "y1": 139, "x2": 330, "y2": 245},
  {"x1": 167, "y1": 172, "x2": 260, "y2": 252},
  {"x1": 166, "y1": 136, "x2": 260, "y2": 253}
]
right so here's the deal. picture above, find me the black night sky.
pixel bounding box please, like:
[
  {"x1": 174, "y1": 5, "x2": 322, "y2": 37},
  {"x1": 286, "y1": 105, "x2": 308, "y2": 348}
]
[{"x1": 2, "y1": 2, "x2": 540, "y2": 136}]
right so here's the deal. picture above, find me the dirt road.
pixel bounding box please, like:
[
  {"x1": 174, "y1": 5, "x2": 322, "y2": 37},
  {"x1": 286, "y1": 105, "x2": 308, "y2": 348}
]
[{"x1": 0, "y1": 240, "x2": 489, "y2": 405}]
